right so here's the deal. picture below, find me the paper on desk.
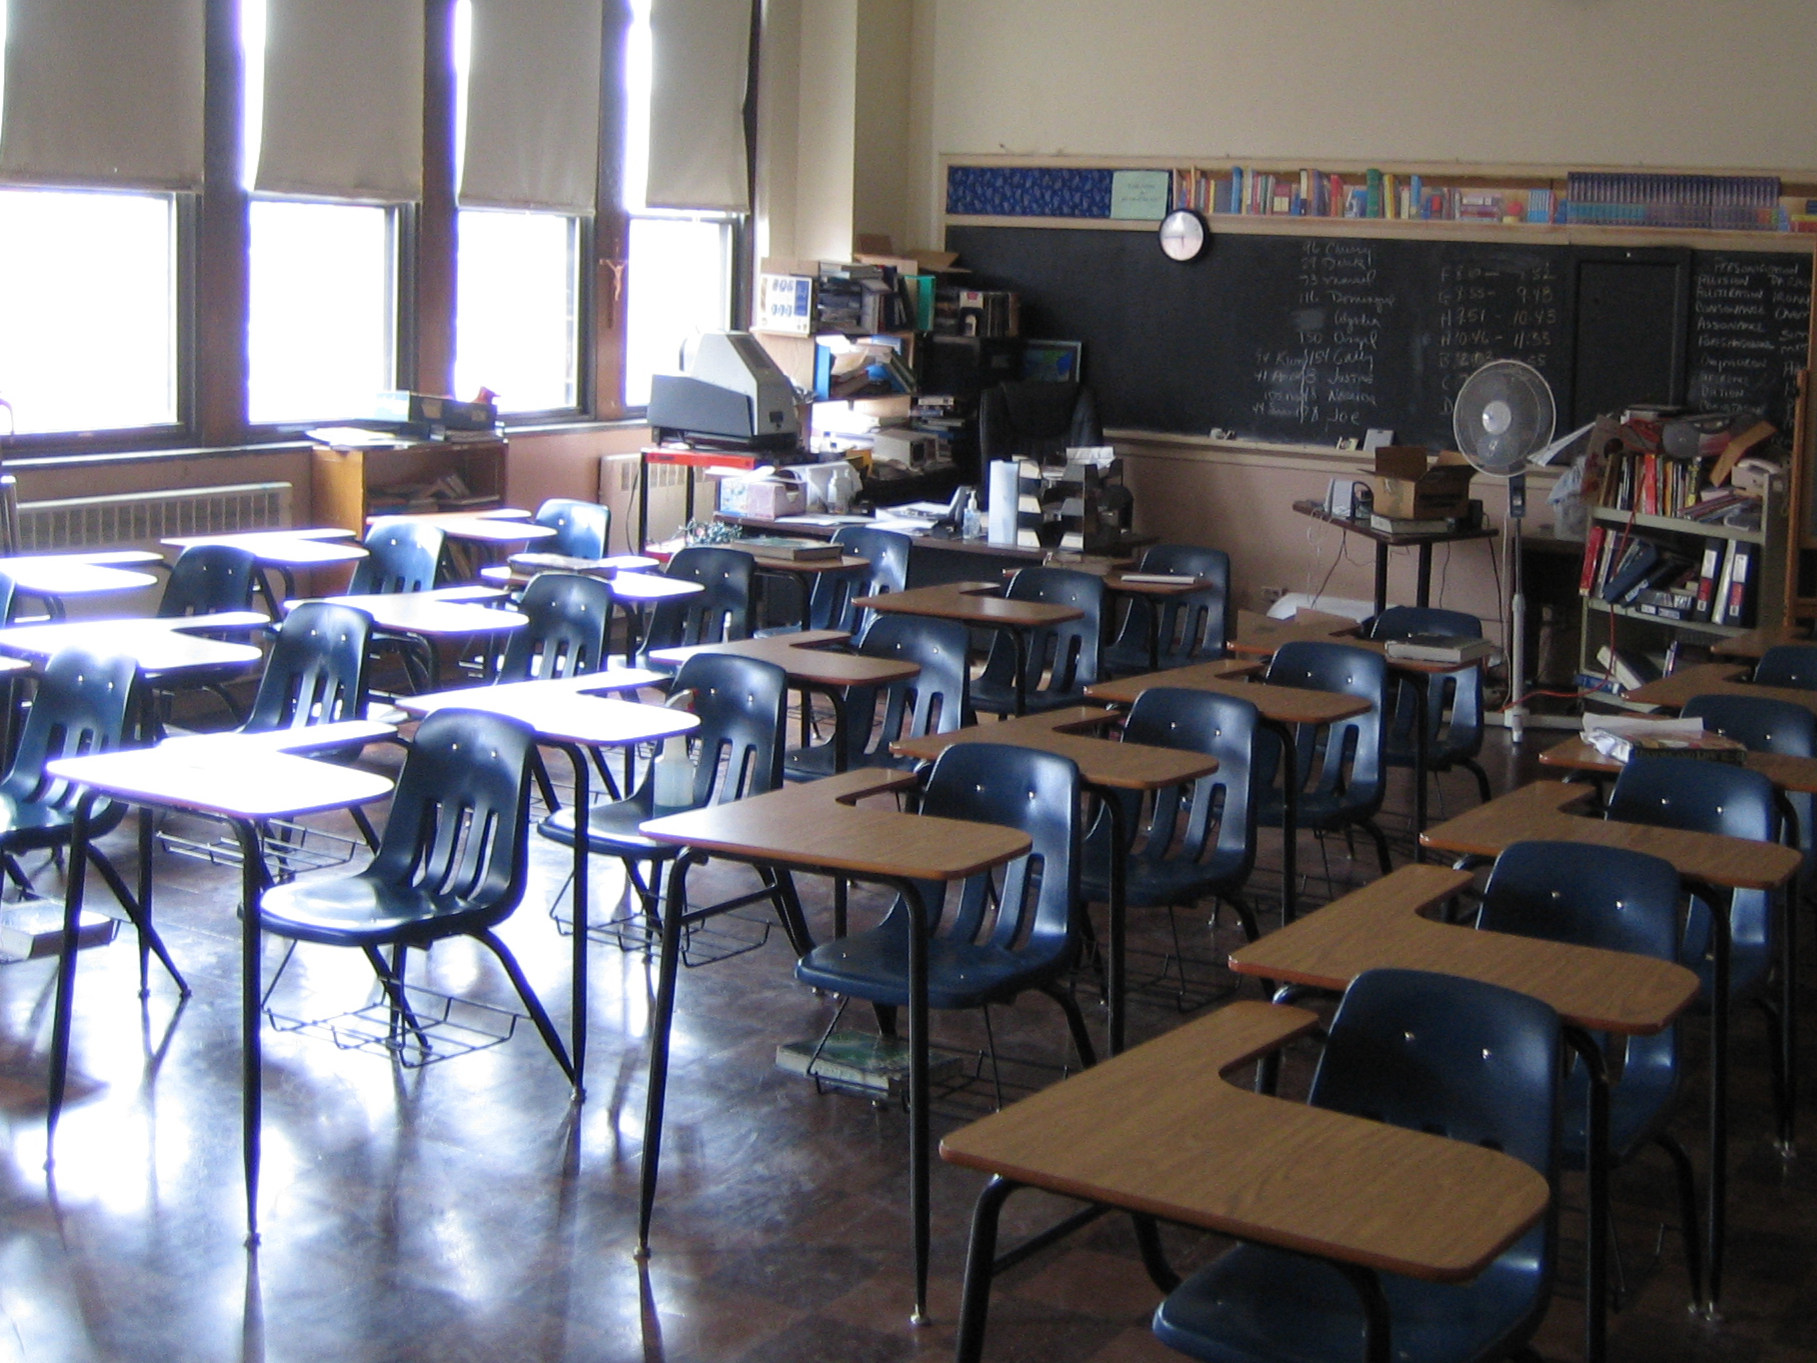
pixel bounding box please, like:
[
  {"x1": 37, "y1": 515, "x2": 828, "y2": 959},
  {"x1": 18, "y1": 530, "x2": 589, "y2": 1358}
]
[{"x1": 1582, "y1": 714, "x2": 1704, "y2": 764}]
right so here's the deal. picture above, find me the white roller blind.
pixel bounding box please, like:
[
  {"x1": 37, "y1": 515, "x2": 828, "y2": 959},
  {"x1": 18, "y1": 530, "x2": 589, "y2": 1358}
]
[
  {"x1": 255, "y1": 0, "x2": 424, "y2": 202},
  {"x1": 645, "y1": 0, "x2": 751, "y2": 212},
  {"x1": 0, "y1": 0, "x2": 205, "y2": 190},
  {"x1": 462, "y1": 0, "x2": 603, "y2": 213}
]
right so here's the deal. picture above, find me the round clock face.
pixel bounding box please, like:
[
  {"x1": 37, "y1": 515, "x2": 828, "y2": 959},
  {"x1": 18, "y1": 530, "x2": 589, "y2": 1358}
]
[{"x1": 1158, "y1": 208, "x2": 1208, "y2": 261}]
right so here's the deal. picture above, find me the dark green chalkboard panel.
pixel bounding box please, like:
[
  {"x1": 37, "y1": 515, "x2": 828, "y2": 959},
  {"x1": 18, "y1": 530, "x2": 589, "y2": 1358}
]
[
  {"x1": 946, "y1": 224, "x2": 1810, "y2": 447},
  {"x1": 1686, "y1": 252, "x2": 1813, "y2": 432}
]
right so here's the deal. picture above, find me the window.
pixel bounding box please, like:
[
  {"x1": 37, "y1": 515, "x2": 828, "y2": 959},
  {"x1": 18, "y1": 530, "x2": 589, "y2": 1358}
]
[
  {"x1": 246, "y1": 199, "x2": 396, "y2": 426},
  {"x1": 0, "y1": 189, "x2": 178, "y2": 435},
  {"x1": 454, "y1": 208, "x2": 582, "y2": 414}
]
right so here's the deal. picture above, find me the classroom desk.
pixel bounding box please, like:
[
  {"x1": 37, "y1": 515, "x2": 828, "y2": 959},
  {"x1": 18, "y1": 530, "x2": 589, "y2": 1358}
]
[
  {"x1": 477, "y1": 553, "x2": 662, "y2": 590},
  {"x1": 0, "y1": 612, "x2": 267, "y2": 691},
  {"x1": 1420, "y1": 780, "x2": 1803, "y2": 1316},
  {"x1": 742, "y1": 545, "x2": 874, "y2": 632},
  {"x1": 0, "y1": 556, "x2": 162, "y2": 618},
  {"x1": 1093, "y1": 570, "x2": 1218, "y2": 672},
  {"x1": 45, "y1": 727, "x2": 396, "y2": 1240},
  {"x1": 640, "y1": 767, "x2": 1032, "y2": 1326},
  {"x1": 604, "y1": 571, "x2": 707, "y2": 662},
  {"x1": 369, "y1": 508, "x2": 555, "y2": 583},
  {"x1": 853, "y1": 580, "x2": 1083, "y2": 715},
  {"x1": 1712, "y1": 624, "x2": 1810, "y2": 660},
  {"x1": 395, "y1": 670, "x2": 688, "y2": 1086},
  {"x1": 163, "y1": 529, "x2": 368, "y2": 612},
  {"x1": 1229, "y1": 862, "x2": 1701, "y2": 1363},
  {"x1": 1540, "y1": 736, "x2": 1817, "y2": 794},
  {"x1": 940, "y1": 999, "x2": 1550, "y2": 1363},
  {"x1": 1087, "y1": 660, "x2": 1372, "y2": 926},
  {"x1": 1624, "y1": 662, "x2": 1817, "y2": 719},
  {"x1": 647, "y1": 628, "x2": 920, "y2": 773},
  {"x1": 1292, "y1": 500, "x2": 1499, "y2": 616},
  {"x1": 301, "y1": 588, "x2": 526, "y2": 687},
  {"x1": 893, "y1": 706, "x2": 1219, "y2": 1055}
]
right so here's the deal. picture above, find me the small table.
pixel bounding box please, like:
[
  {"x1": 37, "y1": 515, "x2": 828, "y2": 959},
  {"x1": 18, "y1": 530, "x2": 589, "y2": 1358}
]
[
  {"x1": 163, "y1": 529, "x2": 368, "y2": 613},
  {"x1": 45, "y1": 730, "x2": 396, "y2": 1240},
  {"x1": 1420, "y1": 780, "x2": 1803, "y2": 1317},
  {"x1": 1229, "y1": 862, "x2": 1701, "y2": 1363},
  {"x1": 1087, "y1": 660, "x2": 1372, "y2": 925},
  {"x1": 853, "y1": 580, "x2": 1083, "y2": 715},
  {"x1": 1624, "y1": 662, "x2": 1817, "y2": 719},
  {"x1": 1292, "y1": 500, "x2": 1499, "y2": 616},
  {"x1": 395, "y1": 669, "x2": 688, "y2": 1087},
  {"x1": 1540, "y1": 735, "x2": 1817, "y2": 795},
  {"x1": 302, "y1": 589, "x2": 526, "y2": 687},
  {"x1": 640, "y1": 767, "x2": 1032, "y2": 1325},
  {"x1": 478, "y1": 554, "x2": 662, "y2": 590},
  {"x1": 1099, "y1": 570, "x2": 1218, "y2": 671},
  {"x1": 607, "y1": 571, "x2": 707, "y2": 663},
  {"x1": 892, "y1": 706, "x2": 1218, "y2": 1055},
  {"x1": 369, "y1": 508, "x2": 556, "y2": 582},
  {"x1": 940, "y1": 999, "x2": 1549, "y2": 1363},
  {"x1": 648, "y1": 629, "x2": 920, "y2": 773}
]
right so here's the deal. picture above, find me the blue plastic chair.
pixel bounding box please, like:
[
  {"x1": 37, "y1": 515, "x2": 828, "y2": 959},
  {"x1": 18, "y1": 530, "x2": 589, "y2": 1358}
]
[
  {"x1": 537, "y1": 654, "x2": 806, "y2": 950},
  {"x1": 795, "y1": 742, "x2": 1097, "y2": 1069},
  {"x1": 259, "y1": 709, "x2": 574, "y2": 1080},
  {"x1": 635, "y1": 546, "x2": 755, "y2": 671},
  {"x1": 1606, "y1": 755, "x2": 1791, "y2": 1144},
  {"x1": 242, "y1": 602, "x2": 371, "y2": 732},
  {"x1": 349, "y1": 519, "x2": 444, "y2": 594},
  {"x1": 1152, "y1": 968, "x2": 1560, "y2": 1363},
  {"x1": 533, "y1": 498, "x2": 611, "y2": 560},
  {"x1": 157, "y1": 544, "x2": 260, "y2": 618},
  {"x1": 1102, "y1": 545, "x2": 1231, "y2": 677},
  {"x1": 969, "y1": 567, "x2": 1106, "y2": 716},
  {"x1": 496, "y1": 572, "x2": 614, "y2": 682},
  {"x1": 1478, "y1": 840, "x2": 1703, "y2": 1306},
  {"x1": 1752, "y1": 644, "x2": 1817, "y2": 690},
  {"x1": 1255, "y1": 640, "x2": 1394, "y2": 877},
  {"x1": 755, "y1": 525, "x2": 911, "y2": 638},
  {"x1": 1682, "y1": 690, "x2": 1817, "y2": 903},
  {"x1": 1081, "y1": 689, "x2": 1265, "y2": 945},
  {"x1": 1369, "y1": 605, "x2": 1491, "y2": 806},
  {"x1": 783, "y1": 615, "x2": 971, "y2": 780}
]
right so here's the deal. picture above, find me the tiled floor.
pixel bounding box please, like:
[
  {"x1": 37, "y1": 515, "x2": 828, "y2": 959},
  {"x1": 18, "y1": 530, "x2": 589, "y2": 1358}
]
[{"x1": 1, "y1": 724, "x2": 1813, "y2": 1362}]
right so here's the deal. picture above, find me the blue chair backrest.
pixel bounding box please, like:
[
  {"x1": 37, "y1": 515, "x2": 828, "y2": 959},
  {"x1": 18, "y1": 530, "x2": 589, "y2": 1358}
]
[
  {"x1": 978, "y1": 566, "x2": 1105, "y2": 700},
  {"x1": 849, "y1": 614, "x2": 971, "y2": 764},
  {"x1": 369, "y1": 709, "x2": 534, "y2": 915},
  {"x1": 351, "y1": 519, "x2": 444, "y2": 595},
  {"x1": 663, "y1": 652, "x2": 787, "y2": 806},
  {"x1": 1114, "y1": 544, "x2": 1231, "y2": 666},
  {"x1": 805, "y1": 525, "x2": 912, "y2": 633},
  {"x1": 1264, "y1": 640, "x2": 1389, "y2": 808},
  {"x1": 497, "y1": 572, "x2": 613, "y2": 681},
  {"x1": 0, "y1": 569, "x2": 17, "y2": 625},
  {"x1": 2, "y1": 649, "x2": 139, "y2": 812},
  {"x1": 1118, "y1": 686, "x2": 1262, "y2": 881},
  {"x1": 911, "y1": 742, "x2": 1081, "y2": 970},
  {"x1": 1753, "y1": 644, "x2": 1817, "y2": 690},
  {"x1": 1370, "y1": 605, "x2": 1485, "y2": 762},
  {"x1": 646, "y1": 546, "x2": 754, "y2": 648},
  {"x1": 1315, "y1": 967, "x2": 1561, "y2": 1178},
  {"x1": 1681, "y1": 692, "x2": 1817, "y2": 755},
  {"x1": 534, "y1": 498, "x2": 611, "y2": 560},
  {"x1": 244, "y1": 602, "x2": 371, "y2": 731},
  {"x1": 158, "y1": 544, "x2": 258, "y2": 617}
]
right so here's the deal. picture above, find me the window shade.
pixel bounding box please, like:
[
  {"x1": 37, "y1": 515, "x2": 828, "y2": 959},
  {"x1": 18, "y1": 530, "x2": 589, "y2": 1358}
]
[
  {"x1": 645, "y1": 0, "x2": 752, "y2": 212},
  {"x1": 255, "y1": 0, "x2": 424, "y2": 202},
  {"x1": 461, "y1": 0, "x2": 603, "y2": 213},
  {"x1": 0, "y1": 0, "x2": 205, "y2": 190}
]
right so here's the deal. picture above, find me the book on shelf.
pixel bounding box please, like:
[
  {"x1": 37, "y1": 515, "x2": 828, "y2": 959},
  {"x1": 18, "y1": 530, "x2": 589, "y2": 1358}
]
[{"x1": 1368, "y1": 512, "x2": 1459, "y2": 534}]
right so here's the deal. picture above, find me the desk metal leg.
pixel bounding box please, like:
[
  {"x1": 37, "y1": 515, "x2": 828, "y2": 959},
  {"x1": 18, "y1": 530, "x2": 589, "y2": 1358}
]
[
  {"x1": 1012, "y1": 628, "x2": 1030, "y2": 716},
  {"x1": 45, "y1": 793, "x2": 99, "y2": 1163},
  {"x1": 1704, "y1": 883, "x2": 1734, "y2": 1316},
  {"x1": 1146, "y1": 600, "x2": 1162, "y2": 672},
  {"x1": 1334, "y1": 1262, "x2": 1393, "y2": 1363},
  {"x1": 1411, "y1": 676, "x2": 1429, "y2": 861},
  {"x1": 1264, "y1": 719, "x2": 1301, "y2": 924},
  {"x1": 1415, "y1": 543, "x2": 1433, "y2": 608},
  {"x1": 956, "y1": 1175, "x2": 1019, "y2": 1363},
  {"x1": 637, "y1": 850, "x2": 699, "y2": 1260},
  {"x1": 1372, "y1": 544, "x2": 1388, "y2": 617},
  {"x1": 1564, "y1": 1025, "x2": 1612, "y2": 1363},
  {"x1": 562, "y1": 741, "x2": 590, "y2": 1096},
  {"x1": 233, "y1": 817, "x2": 265, "y2": 1246},
  {"x1": 1782, "y1": 878, "x2": 1798, "y2": 1150},
  {"x1": 888, "y1": 874, "x2": 934, "y2": 1326},
  {"x1": 1097, "y1": 787, "x2": 1129, "y2": 1055}
]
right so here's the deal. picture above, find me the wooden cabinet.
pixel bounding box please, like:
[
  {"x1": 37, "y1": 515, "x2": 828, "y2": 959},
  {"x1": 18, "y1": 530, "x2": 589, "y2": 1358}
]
[{"x1": 311, "y1": 437, "x2": 507, "y2": 532}]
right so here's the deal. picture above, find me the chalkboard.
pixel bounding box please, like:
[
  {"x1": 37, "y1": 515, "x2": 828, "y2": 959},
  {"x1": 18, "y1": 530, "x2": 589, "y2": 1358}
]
[
  {"x1": 1686, "y1": 252, "x2": 1813, "y2": 432},
  {"x1": 945, "y1": 224, "x2": 1811, "y2": 447}
]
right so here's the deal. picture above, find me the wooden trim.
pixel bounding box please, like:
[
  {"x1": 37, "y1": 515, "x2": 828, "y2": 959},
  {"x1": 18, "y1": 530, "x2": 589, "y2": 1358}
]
[
  {"x1": 195, "y1": 0, "x2": 248, "y2": 447},
  {"x1": 591, "y1": 1, "x2": 633, "y2": 420},
  {"x1": 412, "y1": 0, "x2": 458, "y2": 397},
  {"x1": 940, "y1": 151, "x2": 1817, "y2": 183}
]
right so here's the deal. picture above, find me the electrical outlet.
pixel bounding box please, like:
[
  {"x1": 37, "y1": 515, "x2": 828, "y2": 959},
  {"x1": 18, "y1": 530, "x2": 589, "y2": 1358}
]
[{"x1": 1260, "y1": 585, "x2": 1286, "y2": 605}]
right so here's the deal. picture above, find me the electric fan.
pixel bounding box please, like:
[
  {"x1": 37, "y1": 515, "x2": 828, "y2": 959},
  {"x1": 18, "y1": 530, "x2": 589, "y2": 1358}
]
[{"x1": 1452, "y1": 360, "x2": 1557, "y2": 742}]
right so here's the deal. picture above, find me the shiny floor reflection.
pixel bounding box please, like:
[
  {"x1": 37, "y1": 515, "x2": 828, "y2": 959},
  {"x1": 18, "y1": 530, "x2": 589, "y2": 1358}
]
[{"x1": 1, "y1": 732, "x2": 1813, "y2": 1362}]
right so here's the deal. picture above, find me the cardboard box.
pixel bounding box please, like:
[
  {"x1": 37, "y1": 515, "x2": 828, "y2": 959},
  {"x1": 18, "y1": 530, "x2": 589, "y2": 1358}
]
[
  {"x1": 740, "y1": 476, "x2": 806, "y2": 519},
  {"x1": 1368, "y1": 447, "x2": 1475, "y2": 520}
]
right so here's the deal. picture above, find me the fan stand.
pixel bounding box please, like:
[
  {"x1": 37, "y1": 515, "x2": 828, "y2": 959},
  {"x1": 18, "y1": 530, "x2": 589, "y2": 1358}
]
[{"x1": 1503, "y1": 474, "x2": 1528, "y2": 744}]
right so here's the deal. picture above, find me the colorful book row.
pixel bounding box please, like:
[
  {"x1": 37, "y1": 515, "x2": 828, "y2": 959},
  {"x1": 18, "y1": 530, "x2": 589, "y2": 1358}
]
[
  {"x1": 1564, "y1": 172, "x2": 1781, "y2": 232},
  {"x1": 1170, "y1": 167, "x2": 1555, "y2": 223}
]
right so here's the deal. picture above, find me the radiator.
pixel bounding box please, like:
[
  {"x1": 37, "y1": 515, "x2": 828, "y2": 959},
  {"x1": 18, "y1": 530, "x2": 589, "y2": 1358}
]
[{"x1": 14, "y1": 482, "x2": 293, "y2": 553}]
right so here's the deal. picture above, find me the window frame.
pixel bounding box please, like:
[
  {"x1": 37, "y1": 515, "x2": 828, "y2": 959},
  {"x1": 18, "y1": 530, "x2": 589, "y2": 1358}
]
[{"x1": 619, "y1": 206, "x2": 744, "y2": 418}]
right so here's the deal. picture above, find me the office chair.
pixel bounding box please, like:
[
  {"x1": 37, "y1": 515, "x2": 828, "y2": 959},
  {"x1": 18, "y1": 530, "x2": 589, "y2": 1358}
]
[
  {"x1": 1152, "y1": 968, "x2": 1560, "y2": 1363},
  {"x1": 1478, "y1": 840, "x2": 1703, "y2": 1307},
  {"x1": 978, "y1": 380, "x2": 1102, "y2": 465}
]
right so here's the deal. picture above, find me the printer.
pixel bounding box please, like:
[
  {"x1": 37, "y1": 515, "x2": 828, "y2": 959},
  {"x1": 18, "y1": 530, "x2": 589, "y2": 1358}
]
[{"x1": 647, "y1": 332, "x2": 801, "y2": 453}]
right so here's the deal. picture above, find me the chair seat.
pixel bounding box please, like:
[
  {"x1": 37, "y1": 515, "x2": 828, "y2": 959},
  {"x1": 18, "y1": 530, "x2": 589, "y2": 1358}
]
[
  {"x1": 795, "y1": 920, "x2": 1074, "y2": 1011},
  {"x1": 538, "y1": 790, "x2": 695, "y2": 859},
  {"x1": 0, "y1": 793, "x2": 80, "y2": 847},
  {"x1": 261, "y1": 874, "x2": 503, "y2": 948},
  {"x1": 1152, "y1": 1230, "x2": 1547, "y2": 1363},
  {"x1": 1081, "y1": 845, "x2": 1249, "y2": 909}
]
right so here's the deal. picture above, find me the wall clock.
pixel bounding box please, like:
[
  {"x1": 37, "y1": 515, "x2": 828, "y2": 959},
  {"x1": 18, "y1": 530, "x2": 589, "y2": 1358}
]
[{"x1": 1158, "y1": 208, "x2": 1208, "y2": 261}]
